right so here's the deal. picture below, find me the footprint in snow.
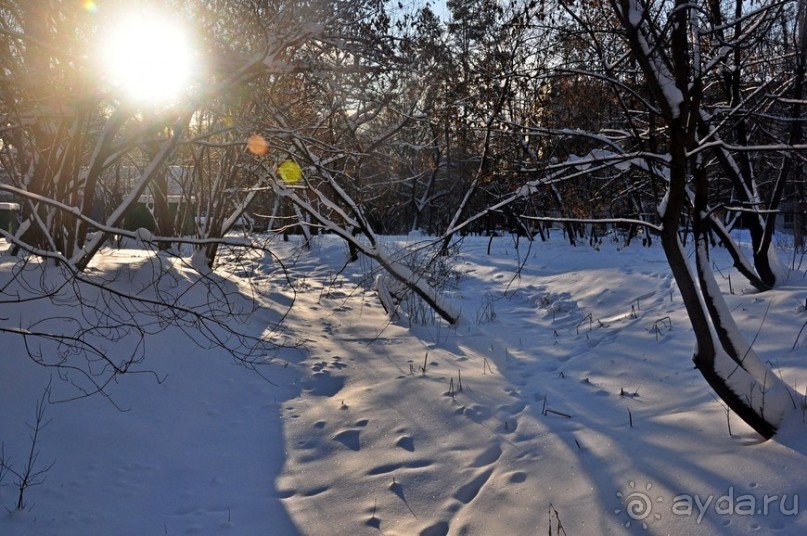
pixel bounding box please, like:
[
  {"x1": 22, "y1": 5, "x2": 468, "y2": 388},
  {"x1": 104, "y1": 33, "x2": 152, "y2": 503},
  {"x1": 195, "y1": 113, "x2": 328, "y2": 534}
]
[
  {"x1": 301, "y1": 369, "x2": 345, "y2": 397},
  {"x1": 497, "y1": 400, "x2": 526, "y2": 434},
  {"x1": 367, "y1": 459, "x2": 431, "y2": 475},
  {"x1": 301, "y1": 486, "x2": 329, "y2": 497},
  {"x1": 469, "y1": 444, "x2": 502, "y2": 467},
  {"x1": 333, "y1": 429, "x2": 361, "y2": 451},
  {"x1": 420, "y1": 521, "x2": 449, "y2": 536},
  {"x1": 275, "y1": 489, "x2": 295, "y2": 499},
  {"x1": 396, "y1": 435, "x2": 415, "y2": 452},
  {"x1": 508, "y1": 471, "x2": 527, "y2": 483},
  {"x1": 453, "y1": 467, "x2": 494, "y2": 504}
]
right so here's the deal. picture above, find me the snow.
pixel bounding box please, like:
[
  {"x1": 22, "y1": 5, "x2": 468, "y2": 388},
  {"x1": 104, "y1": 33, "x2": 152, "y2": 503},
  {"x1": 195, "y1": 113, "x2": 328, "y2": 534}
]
[
  {"x1": 695, "y1": 240, "x2": 796, "y2": 423},
  {"x1": 627, "y1": 2, "x2": 643, "y2": 27},
  {"x1": 1, "y1": 233, "x2": 806, "y2": 535},
  {"x1": 133, "y1": 227, "x2": 153, "y2": 243}
]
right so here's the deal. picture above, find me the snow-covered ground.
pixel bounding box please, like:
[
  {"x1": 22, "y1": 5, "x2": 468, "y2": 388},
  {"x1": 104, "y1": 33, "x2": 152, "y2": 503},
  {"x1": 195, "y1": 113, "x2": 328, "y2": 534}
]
[{"x1": 1, "y1": 233, "x2": 806, "y2": 535}]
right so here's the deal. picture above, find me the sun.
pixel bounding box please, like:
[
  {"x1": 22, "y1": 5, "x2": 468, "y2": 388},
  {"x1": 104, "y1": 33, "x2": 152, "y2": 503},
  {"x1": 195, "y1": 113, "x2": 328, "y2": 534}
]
[{"x1": 99, "y1": 11, "x2": 196, "y2": 105}]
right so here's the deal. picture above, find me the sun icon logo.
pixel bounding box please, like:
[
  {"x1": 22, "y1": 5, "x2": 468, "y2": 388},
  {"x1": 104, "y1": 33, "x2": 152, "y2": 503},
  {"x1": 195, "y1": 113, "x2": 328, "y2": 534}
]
[{"x1": 614, "y1": 481, "x2": 663, "y2": 530}]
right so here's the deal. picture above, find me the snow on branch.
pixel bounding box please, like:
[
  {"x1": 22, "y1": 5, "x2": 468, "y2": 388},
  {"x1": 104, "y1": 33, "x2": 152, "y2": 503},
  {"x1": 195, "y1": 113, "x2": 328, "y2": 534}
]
[{"x1": 267, "y1": 176, "x2": 460, "y2": 325}]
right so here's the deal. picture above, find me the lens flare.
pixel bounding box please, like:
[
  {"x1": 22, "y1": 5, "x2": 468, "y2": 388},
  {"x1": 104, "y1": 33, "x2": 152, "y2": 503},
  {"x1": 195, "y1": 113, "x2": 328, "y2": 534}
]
[
  {"x1": 277, "y1": 160, "x2": 303, "y2": 184},
  {"x1": 83, "y1": 1, "x2": 99, "y2": 14},
  {"x1": 247, "y1": 134, "x2": 269, "y2": 156}
]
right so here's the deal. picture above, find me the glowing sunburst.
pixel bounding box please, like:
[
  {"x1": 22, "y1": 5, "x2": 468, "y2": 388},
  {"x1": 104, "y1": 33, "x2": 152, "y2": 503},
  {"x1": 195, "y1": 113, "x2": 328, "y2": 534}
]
[{"x1": 98, "y1": 10, "x2": 196, "y2": 105}]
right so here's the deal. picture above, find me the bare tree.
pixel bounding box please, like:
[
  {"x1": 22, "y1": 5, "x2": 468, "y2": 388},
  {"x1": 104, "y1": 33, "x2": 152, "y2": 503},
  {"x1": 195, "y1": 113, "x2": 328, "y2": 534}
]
[
  {"x1": 492, "y1": 0, "x2": 804, "y2": 437},
  {"x1": 0, "y1": 0, "x2": 401, "y2": 391},
  {"x1": 417, "y1": 0, "x2": 805, "y2": 437}
]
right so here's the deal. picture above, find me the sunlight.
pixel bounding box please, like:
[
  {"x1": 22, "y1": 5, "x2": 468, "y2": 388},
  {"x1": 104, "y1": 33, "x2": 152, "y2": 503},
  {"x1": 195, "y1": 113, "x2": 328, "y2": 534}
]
[
  {"x1": 99, "y1": 10, "x2": 196, "y2": 105},
  {"x1": 82, "y1": 1, "x2": 99, "y2": 14}
]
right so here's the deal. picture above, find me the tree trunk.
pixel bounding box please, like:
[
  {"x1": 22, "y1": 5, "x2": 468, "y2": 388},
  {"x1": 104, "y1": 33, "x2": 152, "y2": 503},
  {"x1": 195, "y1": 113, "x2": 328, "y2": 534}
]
[{"x1": 614, "y1": 0, "x2": 793, "y2": 437}]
